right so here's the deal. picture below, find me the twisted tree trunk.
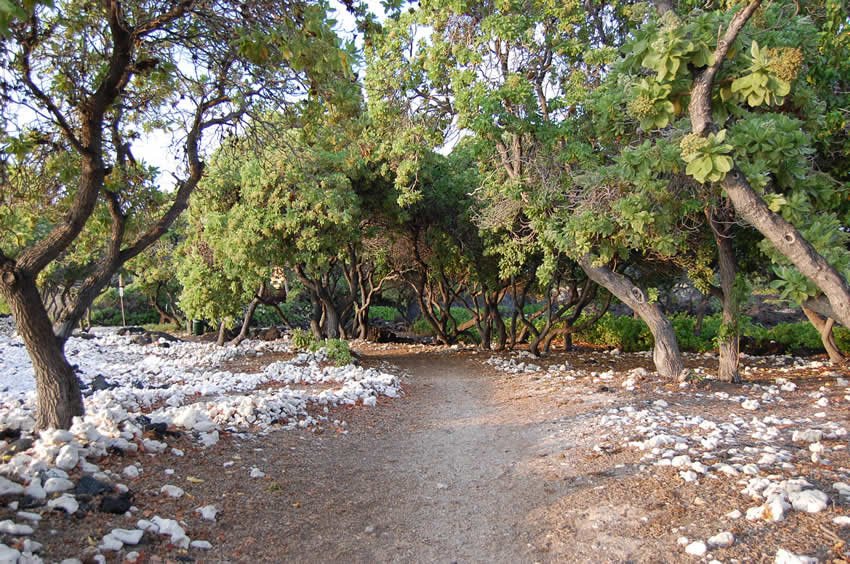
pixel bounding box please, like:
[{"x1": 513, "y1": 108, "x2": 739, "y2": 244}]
[
  {"x1": 579, "y1": 256, "x2": 684, "y2": 380},
  {"x1": 802, "y1": 306, "x2": 845, "y2": 364},
  {"x1": 0, "y1": 270, "x2": 83, "y2": 429}
]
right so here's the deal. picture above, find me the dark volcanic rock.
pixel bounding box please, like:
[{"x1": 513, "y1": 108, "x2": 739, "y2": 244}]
[
  {"x1": 1, "y1": 437, "x2": 33, "y2": 456},
  {"x1": 99, "y1": 492, "x2": 133, "y2": 514},
  {"x1": 75, "y1": 476, "x2": 113, "y2": 496},
  {"x1": 90, "y1": 375, "x2": 118, "y2": 392}
]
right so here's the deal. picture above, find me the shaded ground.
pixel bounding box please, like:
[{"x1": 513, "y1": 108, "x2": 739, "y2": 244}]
[{"x1": 19, "y1": 345, "x2": 850, "y2": 563}]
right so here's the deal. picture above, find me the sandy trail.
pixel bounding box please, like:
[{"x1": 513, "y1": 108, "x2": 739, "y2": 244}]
[{"x1": 240, "y1": 351, "x2": 566, "y2": 563}]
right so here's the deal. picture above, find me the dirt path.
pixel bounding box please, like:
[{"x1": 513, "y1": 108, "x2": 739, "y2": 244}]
[{"x1": 159, "y1": 348, "x2": 631, "y2": 564}]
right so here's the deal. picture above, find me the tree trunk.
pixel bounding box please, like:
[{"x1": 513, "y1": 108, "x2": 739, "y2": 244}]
[
  {"x1": 230, "y1": 297, "x2": 260, "y2": 346},
  {"x1": 713, "y1": 221, "x2": 741, "y2": 383},
  {"x1": 216, "y1": 320, "x2": 227, "y2": 347},
  {"x1": 0, "y1": 272, "x2": 83, "y2": 429},
  {"x1": 802, "y1": 306, "x2": 845, "y2": 364},
  {"x1": 491, "y1": 301, "x2": 507, "y2": 351},
  {"x1": 579, "y1": 256, "x2": 685, "y2": 380},
  {"x1": 694, "y1": 295, "x2": 709, "y2": 337},
  {"x1": 309, "y1": 296, "x2": 323, "y2": 338},
  {"x1": 323, "y1": 298, "x2": 341, "y2": 339},
  {"x1": 722, "y1": 174, "x2": 850, "y2": 330},
  {"x1": 542, "y1": 328, "x2": 562, "y2": 353},
  {"x1": 152, "y1": 299, "x2": 179, "y2": 326},
  {"x1": 355, "y1": 307, "x2": 370, "y2": 340}
]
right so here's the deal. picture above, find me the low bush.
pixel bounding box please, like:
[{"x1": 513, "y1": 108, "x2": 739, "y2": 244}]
[
  {"x1": 319, "y1": 338, "x2": 353, "y2": 366},
  {"x1": 369, "y1": 305, "x2": 403, "y2": 323},
  {"x1": 289, "y1": 329, "x2": 353, "y2": 365},
  {"x1": 142, "y1": 322, "x2": 182, "y2": 333},
  {"x1": 577, "y1": 312, "x2": 842, "y2": 356},
  {"x1": 411, "y1": 307, "x2": 475, "y2": 337},
  {"x1": 290, "y1": 328, "x2": 318, "y2": 351},
  {"x1": 576, "y1": 313, "x2": 653, "y2": 352}
]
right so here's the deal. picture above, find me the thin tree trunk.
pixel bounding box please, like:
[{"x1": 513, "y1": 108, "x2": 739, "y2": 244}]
[
  {"x1": 712, "y1": 216, "x2": 741, "y2": 383},
  {"x1": 0, "y1": 273, "x2": 83, "y2": 429},
  {"x1": 694, "y1": 295, "x2": 709, "y2": 337},
  {"x1": 216, "y1": 320, "x2": 227, "y2": 347},
  {"x1": 579, "y1": 256, "x2": 684, "y2": 380},
  {"x1": 305, "y1": 291, "x2": 322, "y2": 338},
  {"x1": 267, "y1": 302, "x2": 293, "y2": 329},
  {"x1": 491, "y1": 297, "x2": 507, "y2": 351},
  {"x1": 230, "y1": 297, "x2": 260, "y2": 346},
  {"x1": 479, "y1": 300, "x2": 492, "y2": 351},
  {"x1": 802, "y1": 306, "x2": 845, "y2": 364}
]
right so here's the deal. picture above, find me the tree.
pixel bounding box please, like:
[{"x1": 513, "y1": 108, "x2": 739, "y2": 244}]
[
  {"x1": 365, "y1": 0, "x2": 685, "y2": 376},
  {"x1": 621, "y1": 0, "x2": 850, "y2": 327},
  {"x1": 0, "y1": 0, "x2": 353, "y2": 429},
  {"x1": 177, "y1": 109, "x2": 398, "y2": 342}
]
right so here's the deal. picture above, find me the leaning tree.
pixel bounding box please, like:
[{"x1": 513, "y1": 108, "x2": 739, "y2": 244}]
[{"x1": 0, "y1": 0, "x2": 353, "y2": 429}]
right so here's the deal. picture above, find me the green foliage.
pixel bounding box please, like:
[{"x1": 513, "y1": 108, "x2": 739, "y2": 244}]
[
  {"x1": 290, "y1": 328, "x2": 318, "y2": 351},
  {"x1": 411, "y1": 307, "x2": 475, "y2": 337},
  {"x1": 369, "y1": 306, "x2": 403, "y2": 323},
  {"x1": 576, "y1": 313, "x2": 653, "y2": 352},
  {"x1": 290, "y1": 329, "x2": 353, "y2": 365},
  {"x1": 142, "y1": 322, "x2": 182, "y2": 333},
  {"x1": 680, "y1": 130, "x2": 734, "y2": 184},
  {"x1": 319, "y1": 339, "x2": 354, "y2": 366},
  {"x1": 728, "y1": 42, "x2": 795, "y2": 108},
  {"x1": 627, "y1": 79, "x2": 676, "y2": 131},
  {"x1": 577, "y1": 312, "x2": 844, "y2": 356}
]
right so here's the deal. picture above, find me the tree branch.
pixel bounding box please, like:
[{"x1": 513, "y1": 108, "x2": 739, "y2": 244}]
[{"x1": 688, "y1": 0, "x2": 762, "y2": 135}]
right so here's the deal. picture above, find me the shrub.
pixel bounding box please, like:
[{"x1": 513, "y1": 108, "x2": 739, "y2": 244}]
[
  {"x1": 290, "y1": 328, "x2": 318, "y2": 351},
  {"x1": 369, "y1": 305, "x2": 402, "y2": 323},
  {"x1": 411, "y1": 306, "x2": 480, "y2": 342},
  {"x1": 576, "y1": 311, "x2": 843, "y2": 356},
  {"x1": 142, "y1": 322, "x2": 182, "y2": 333},
  {"x1": 576, "y1": 313, "x2": 653, "y2": 352},
  {"x1": 318, "y1": 338, "x2": 353, "y2": 366}
]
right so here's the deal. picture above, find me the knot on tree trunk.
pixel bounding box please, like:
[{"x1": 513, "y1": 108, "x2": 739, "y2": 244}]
[
  {"x1": 630, "y1": 286, "x2": 645, "y2": 304},
  {"x1": 783, "y1": 232, "x2": 796, "y2": 244},
  {"x1": 1, "y1": 269, "x2": 17, "y2": 288}
]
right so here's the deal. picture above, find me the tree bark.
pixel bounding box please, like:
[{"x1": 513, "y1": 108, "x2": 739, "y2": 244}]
[
  {"x1": 694, "y1": 295, "x2": 709, "y2": 337},
  {"x1": 0, "y1": 271, "x2": 83, "y2": 429},
  {"x1": 711, "y1": 214, "x2": 741, "y2": 383},
  {"x1": 490, "y1": 295, "x2": 507, "y2": 351},
  {"x1": 216, "y1": 320, "x2": 227, "y2": 347},
  {"x1": 579, "y1": 256, "x2": 685, "y2": 380},
  {"x1": 323, "y1": 298, "x2": 342, "y2": 339},
  {"x1": 802, "y1": 306, "x2": 845, "y2": 364},
  {"x1": 230, "y1": 296, "x2": 260, "y2": 347},
  {"x1": 720, "y1": 174, "x2": 850, "y2": 329},
  {"x1": 309, "y1": 297, "x2": 323, "y2": 339}
]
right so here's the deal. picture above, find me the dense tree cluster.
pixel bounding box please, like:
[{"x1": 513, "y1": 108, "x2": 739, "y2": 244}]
[{"x1": 1, "y1": 0, "x2": 848, "y2": 428}]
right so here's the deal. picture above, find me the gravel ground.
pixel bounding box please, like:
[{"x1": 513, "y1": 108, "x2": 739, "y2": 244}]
[{"x1": 4, "y1": 343, "x2": 849, "y2": 563}]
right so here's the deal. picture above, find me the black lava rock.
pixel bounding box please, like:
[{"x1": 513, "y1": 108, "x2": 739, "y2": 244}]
[
  {"x1": 99, "y1": 492, "x2": 133, "y2": 514},
  {"x1": 90, "y1": 375, "x2": 117, "y2": 392},
  {"x1": 75, "y1": 475, "x2": 113, "y2": 496}
]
